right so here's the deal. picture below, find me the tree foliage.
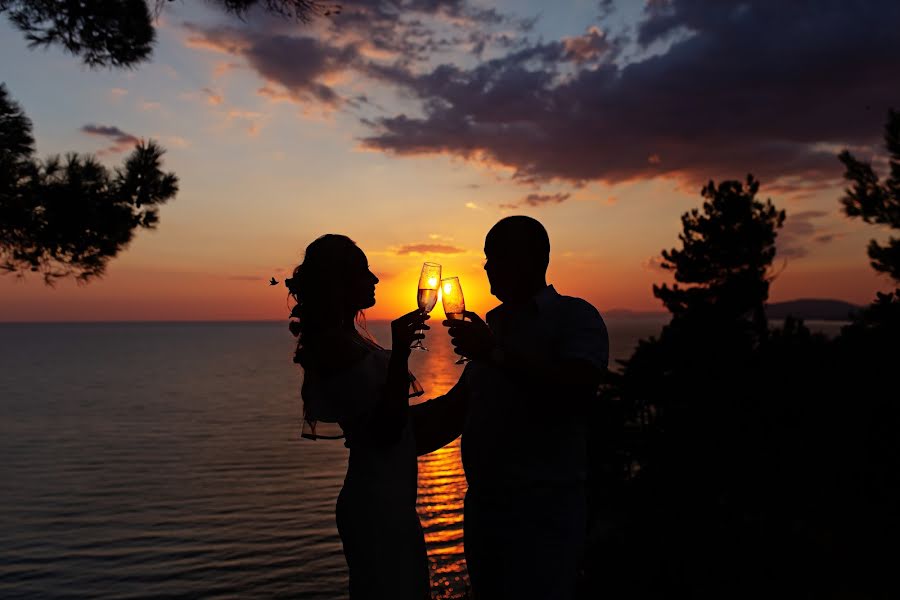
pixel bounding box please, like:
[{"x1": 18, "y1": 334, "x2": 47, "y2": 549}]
[
  {"x1": 653, "y1": 175, "x2": 785, "y2": 331},
  {"x1": 0, "y1": 0, "x2": 338, "y2": 68},
  {"x1": 0, "y1": 0, "x2": 156, "y2": 68},
  {"x1": 0, "y1": 1, "x2": 340, "y2": 284},
  {"x1": 0, "y1": 84, "x2": 178, "y2": 283},
  {"x1": 839, "y1": 109, "x2": 900, "y2": 281},
  {"x1": 584, "y1": 168, "x2": 899, "y2": 598}
]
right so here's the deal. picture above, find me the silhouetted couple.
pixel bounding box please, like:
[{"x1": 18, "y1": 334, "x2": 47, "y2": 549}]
[{"x1": 286, "y1": 216, "x2": 609, "y2": 599}]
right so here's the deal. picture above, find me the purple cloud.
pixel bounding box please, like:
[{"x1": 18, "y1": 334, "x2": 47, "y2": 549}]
[
  {"x1": 81, "y1": 124, "x2": 140, "y2": 153},
  {"x1": 182, "y1": 0, "x2": 531, "y2": 108},
  {"x1": 184, "y1": 24, "x2": 357, "y2": 105},
  {"x1": 361, "y1": 1, "x2": 900, "y2": 187}
]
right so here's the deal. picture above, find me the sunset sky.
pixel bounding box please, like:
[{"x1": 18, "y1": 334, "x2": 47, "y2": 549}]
[{"x1": 1, "y1": 0, "x2": 897, "y2": 321}]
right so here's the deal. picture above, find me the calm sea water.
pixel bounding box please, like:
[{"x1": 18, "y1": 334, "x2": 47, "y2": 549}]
[{"x1": 0, "y1": 316, "x2": 844, "y2": 599}]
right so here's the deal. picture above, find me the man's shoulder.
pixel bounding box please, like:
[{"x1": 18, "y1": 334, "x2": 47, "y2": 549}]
[{"x1": 552, "y1": 294, "x2": 605, "y2": 323}]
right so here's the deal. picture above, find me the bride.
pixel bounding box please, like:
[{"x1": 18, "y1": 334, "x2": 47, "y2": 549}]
[{"x1": 285, "y1": 234, "x2": 432, "y2": 599}]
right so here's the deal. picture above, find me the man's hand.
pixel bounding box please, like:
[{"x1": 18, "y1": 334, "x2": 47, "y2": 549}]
[{"x1": 443, "y1": 311, "x2": 495, "y2": 361}]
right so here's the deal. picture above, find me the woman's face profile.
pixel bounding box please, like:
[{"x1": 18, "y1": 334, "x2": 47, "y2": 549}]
[{"x1": 346, "y1": 247, "x2": 379, "y2": 311}]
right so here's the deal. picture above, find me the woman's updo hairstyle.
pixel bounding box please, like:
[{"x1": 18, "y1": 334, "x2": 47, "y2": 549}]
[{"x1": 286, "y1": 234, "x2": 367, "y2": 368}]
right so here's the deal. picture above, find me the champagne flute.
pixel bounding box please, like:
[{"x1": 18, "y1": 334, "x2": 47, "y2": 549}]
[
  {"x1": 412, "y1": 262, "x2": 441, "y2": 351},
  {"x1": 441, "y1": 276, "x2": 469, "y2": 364}
]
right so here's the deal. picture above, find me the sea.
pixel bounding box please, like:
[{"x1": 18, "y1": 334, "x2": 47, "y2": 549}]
[{"x1": 0, "y1": 316, "x2": 846, "y2": 599}]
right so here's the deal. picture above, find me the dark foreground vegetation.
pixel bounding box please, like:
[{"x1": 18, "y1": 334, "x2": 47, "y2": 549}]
[{"x1": 584, "y1": 112, "x2": 900, "y2": 599}]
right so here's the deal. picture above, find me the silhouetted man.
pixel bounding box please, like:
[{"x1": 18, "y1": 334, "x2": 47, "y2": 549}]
[{"x1": 412, "y1": 216, "x2": 609, "y2": 599}]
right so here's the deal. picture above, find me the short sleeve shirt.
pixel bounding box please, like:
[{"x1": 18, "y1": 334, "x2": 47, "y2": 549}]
[{"x1": 460, "y1": 285, "x2": 609, "y2": 495}]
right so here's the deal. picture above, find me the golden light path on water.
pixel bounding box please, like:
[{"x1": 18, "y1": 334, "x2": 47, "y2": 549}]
[{"x1": 407, "y1": 324, "x2": 470, "y2": 599}]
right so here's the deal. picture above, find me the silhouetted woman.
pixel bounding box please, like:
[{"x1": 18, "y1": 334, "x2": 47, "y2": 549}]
[{"x1": 286, "y1": 234, "x2": 431, "y2": 599}]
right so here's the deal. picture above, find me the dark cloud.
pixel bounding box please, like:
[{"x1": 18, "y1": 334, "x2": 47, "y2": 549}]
[
  {"x1": 395, "y1": 243, "x2": 465, "y2": 255},
  {"x1": 184, "y1": 1, "x2": 535, "y2": 108},
  {"x1": 184, "y1": 23, "x2": 358, "y2": 105},
  {"x1": 81, "y1": 124, "x2": 140, "y2": 153},
  {"x1": 325, "y1": 0, "x2": 526, "y2": 61},
  {"x1": 362, "y1": 1, "x2": 900, "y2": 187}
]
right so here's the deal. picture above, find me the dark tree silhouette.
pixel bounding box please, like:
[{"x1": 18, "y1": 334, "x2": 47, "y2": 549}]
[
  {"x1": 0, "y1": 84, "x2": 178, "y2": 283},
  {"x1": 653, "y1": 175, "x2": 785, "y2": 333},
  {"x1": 839, "y1": 109, "x2": 900, "y2": 281},
  {"x1": 582, "y1": 176, "x2": 792, "y2": 599},
  {"x1": 584, "y1": 169, "x2": 899, "y2": 600},
  {"x1": 0, "y1": 0, "x2": 156, "y2": 68},
  {"x1": 0, "y1": 1, "x2": 339, "y2": 283},
  {"x1": 0, "y1": 0, "x2": 339, "y2": 68}
]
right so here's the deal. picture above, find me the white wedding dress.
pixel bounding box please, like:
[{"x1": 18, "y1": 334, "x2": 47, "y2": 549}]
[{"x1": 302, "y1": 346, "x2": 430, "y2": 599}]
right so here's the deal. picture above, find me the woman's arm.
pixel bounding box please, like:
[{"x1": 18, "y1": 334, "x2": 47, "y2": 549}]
[
  {"x1": 410, "y1": 377, "x2": 470, "y2": 456},
  {"x1": 365, "y1": 310, "x2": 429, "y2": 445}
]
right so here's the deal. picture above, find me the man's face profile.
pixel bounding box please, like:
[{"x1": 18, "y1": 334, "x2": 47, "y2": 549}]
[{"x1": 483, "y1": 216, "x2": 550, "y2": 302}]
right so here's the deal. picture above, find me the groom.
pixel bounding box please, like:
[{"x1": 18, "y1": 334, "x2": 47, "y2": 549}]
[{"x1": 412, "y1": 215, "x2": 609, "y2": 599}]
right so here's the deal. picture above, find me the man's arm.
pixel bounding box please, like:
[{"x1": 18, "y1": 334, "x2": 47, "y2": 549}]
[
  {"x1": 410, "y1": 377, "x2": 470, "y2": 456},
  {"x1": 492, "y1": 346, "x2": 605, "y2": 387},
  {"x1": 446, "y1": 302, "x2": 609, "y2": 388}
]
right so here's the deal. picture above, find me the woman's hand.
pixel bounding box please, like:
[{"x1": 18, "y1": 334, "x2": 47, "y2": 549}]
[{"x1": 391, "y1": 309, "x2": 430, "y2": 353}]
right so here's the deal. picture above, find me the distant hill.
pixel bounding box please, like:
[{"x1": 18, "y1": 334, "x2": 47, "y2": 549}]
[
  {"x1": 766, "y1": 299, "x2": 860, "y2": 321},
  {"x1": 603, "y1": 309, "x2": 667, "y2": 318}
]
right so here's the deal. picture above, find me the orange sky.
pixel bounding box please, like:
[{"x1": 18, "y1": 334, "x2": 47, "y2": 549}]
[{"x1": 0, "y1": 3, "x2": 894, "y2": 322}]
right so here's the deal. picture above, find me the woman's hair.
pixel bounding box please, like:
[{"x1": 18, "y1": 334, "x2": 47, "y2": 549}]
[{"x1": 285, "y1": 234, "x2": 374, "y2": 370}]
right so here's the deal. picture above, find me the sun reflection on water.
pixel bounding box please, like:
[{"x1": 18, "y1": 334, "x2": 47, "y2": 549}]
[{"x1": 408, "y1": 325, "x2": 470, "y2": 599}]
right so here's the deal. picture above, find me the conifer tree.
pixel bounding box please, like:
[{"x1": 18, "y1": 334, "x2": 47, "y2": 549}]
[
  {"x1": 839, "y1": 109, "x2": 900, "y2": 282},
  {"x1": 653, "y1": 175, "x2": 785, "y2": 335},
  {"x1": 0, "y1": 84, "x2": 178, "y2": 283}
]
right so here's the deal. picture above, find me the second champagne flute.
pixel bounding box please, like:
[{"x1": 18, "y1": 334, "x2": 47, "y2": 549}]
[
  {"x1": 412, "y1": 262, "x2": 442, "y2": 351},
  {"x1": 441, "y1": 276, "x2": 469, "y2": 364}
]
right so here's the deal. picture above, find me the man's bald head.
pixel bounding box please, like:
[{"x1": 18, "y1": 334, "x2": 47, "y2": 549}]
[{"x1": 484, "y1": 216, "x2": 550, "y2": 303}]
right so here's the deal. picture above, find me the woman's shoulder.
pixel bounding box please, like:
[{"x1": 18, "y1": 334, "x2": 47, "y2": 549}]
[{"x1": 308, "y1": 329, "x2": 384, "y2": 376}]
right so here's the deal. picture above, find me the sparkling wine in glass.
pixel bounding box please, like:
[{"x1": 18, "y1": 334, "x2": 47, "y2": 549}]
[
  {"x1": 441, "y1": 276, "x2": 469, "y2": 364},
  {"x1": 412, "y1": 262, "x2": 441, "y2": 351}
]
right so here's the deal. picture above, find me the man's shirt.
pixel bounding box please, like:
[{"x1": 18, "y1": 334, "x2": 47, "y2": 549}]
[{"x1": 459, "y1": 285, "x2": 609, "y2": 496}]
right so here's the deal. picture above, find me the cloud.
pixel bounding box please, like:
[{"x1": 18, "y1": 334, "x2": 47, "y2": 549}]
[
  {"x1": 109, "y1": 87, "x2": 128, "y2": 99},
  {"x1": 361, "y1": 1, "x2": 900, "y2": 188},
  {"x1": 224, "y1": 108, "x2": 267, "y2": 136},
  {"x1": 562, "y1": 26, "x2": 614, "y2": 64},
  {"x1": 202, "y1": 87, "x2": 224, "y2": 105},
  {"x1": 465, "y1": 201, "x2": 483, "y2": 210},
  {"x1": 395, "y1": 243, "x2": 466, "y2": 255},
  {"x1": 642, "y1": 255, "x2": 668, "y2": 271},
  {"x1": 181, "y1": 1, "x2": 534, "y2": 112},
  {"x1": 777, "y1": 210, "x2": 831, "y2": 261},
  {"x1": 501, "y1": 192, "x2": 571, "y2": 209},
  {"x1": 523, "y1": 192, "x2": 570, "y2": 206},
  {"x1": 183, "y1": 23, "x2": 358, "y2": 106},
  {"x1": 81, "y1": 124, "x2": 140, "y2": 154}
]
